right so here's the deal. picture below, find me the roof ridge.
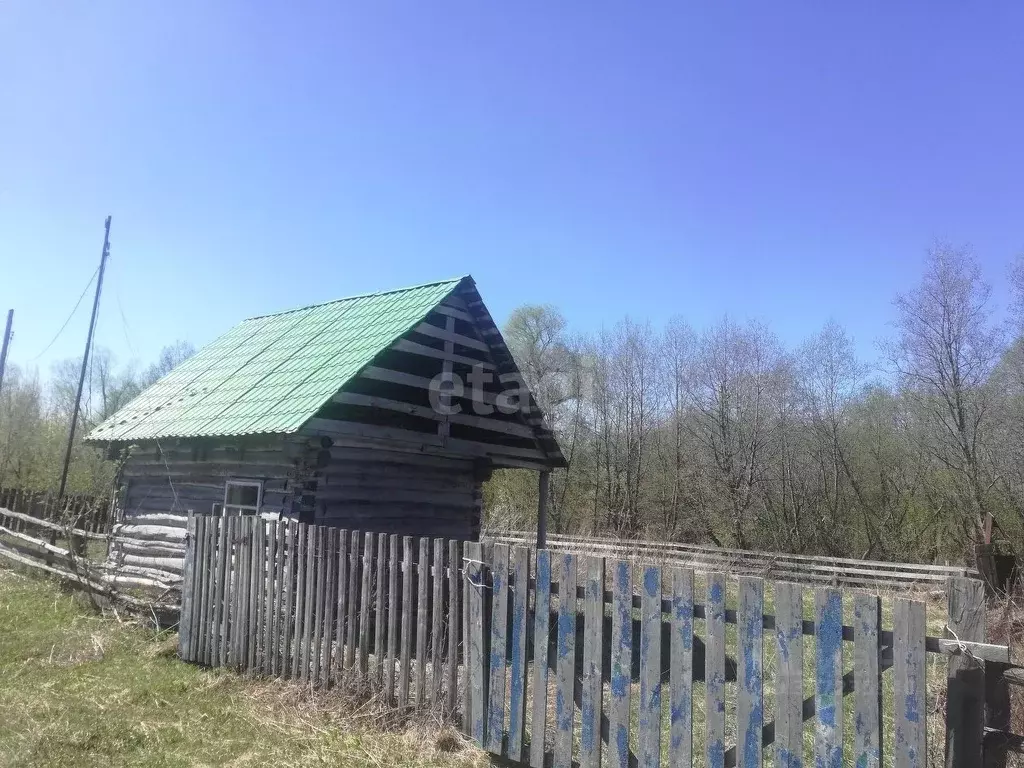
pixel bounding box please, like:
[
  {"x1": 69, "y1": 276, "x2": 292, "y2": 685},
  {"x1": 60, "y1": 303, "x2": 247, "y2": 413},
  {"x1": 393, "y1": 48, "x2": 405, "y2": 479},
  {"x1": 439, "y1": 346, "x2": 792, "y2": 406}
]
[{"x1": 244, "y1": 275, "x2": 471, "y2": 321}]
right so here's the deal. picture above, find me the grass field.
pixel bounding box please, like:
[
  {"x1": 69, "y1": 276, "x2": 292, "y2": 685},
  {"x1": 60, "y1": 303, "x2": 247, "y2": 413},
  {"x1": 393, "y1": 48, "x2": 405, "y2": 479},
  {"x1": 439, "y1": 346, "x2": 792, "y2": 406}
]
[{"x1": 0, "y1": 568, "x2": 487, "y2": 768}]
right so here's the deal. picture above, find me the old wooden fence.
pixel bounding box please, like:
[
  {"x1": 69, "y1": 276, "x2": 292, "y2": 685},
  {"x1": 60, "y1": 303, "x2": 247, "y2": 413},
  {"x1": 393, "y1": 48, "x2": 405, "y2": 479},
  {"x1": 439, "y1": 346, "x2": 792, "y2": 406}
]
[
  {"x1": 0, "y1": 486, "x2": 115, "y2": 535},
  {"x1": 179, "y1": 515, "x2": 1018, "y2": 767},
  {"x1": 495, "y1": 530, "x2": 978, "y2": 590}
]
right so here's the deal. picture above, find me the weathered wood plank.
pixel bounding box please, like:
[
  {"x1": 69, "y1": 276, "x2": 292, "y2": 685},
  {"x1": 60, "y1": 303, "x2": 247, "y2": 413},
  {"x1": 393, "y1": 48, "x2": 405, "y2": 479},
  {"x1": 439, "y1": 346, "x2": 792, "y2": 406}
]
[
  {"x1": 554, "y1": 553, "x2": 577, "y2": 768},
  {"x1": 213, "y1": 515, "x2": 230, "y2": 667},
  {"x1": 263, "y1": 520, "x2": 278, "y2": 677},
  {"x1": 465, "y1": 540, "x2": 486, "y2": 744},
  {"x1": 854, "y1": 593, "x2": 882, "y2": 768},
  {"x1": 288, "y1": 522, "x2": 305, "y2": 679},
  {"x1": 272, "y1": 521, "x2": 287, "y2": 676},
  {"x1": 945, "y1": 577, "x2": 985, "y2": 768},
  {"x1": 610, "y1": 559, "x2": 632, "y2": 768},
  {"x1": 507, "y1": 546, "x2": 530, "y2": 763},
  {"x1": 738, "y1": 577, "x2": 764, "y2": 768},
  {"x1": 706, "y1": 572, "x2": 726, "y2": 768},
  {"x1": 248, "y1": 518, "x2": 262, "y2": 672},
  {"x1": 345, "y1": 530, "x2": 360, "y2": 670},
  {"x1": 312, "y1": 526, "x2": 329, "y2": 685},
  {"x1": 335, "y1": 529, "x2": 349, "y2": 683},
  {"x1": 446, "y1": 538, "x2": 461, "y2": 716},
  {"x1": 485, "y1": 543, "x2": 510, "y2": 754},
  {"x1": 375, "y1": 532, "x2": 388, "y2": 690},
  {"x1": 386, "y1": 534, "x2": 399, "y2": 703},
  {"x1": 359, "y1": 532, "x2": 375, "y2": 677},
  {"x1": 301, "y1": 524, "x2": 317, "y2": 683},
  {"x1": 670, "y1": 567, "x2": 694, "y2": 768},
  {"x1": 178, "y1": 514, "x2": 198, "y2": 661},
  {"x1": 581, "y1": 556, "x2": 605, "y2": 768},
  {"x1": 201, "y1": 516, "x2": 217, "y2": 666},
  {"x1": 416, "y1": 536, "x2": 430, "y2": 708},
  {"x1": 639, "y1": 565, "x2": 662, "y2": 768},
  {"x1": 894, "y1": 598, "x2": 926, "y2": 768},
  {"x1": 815, "y1": 589, "x2": 844, "y2": 768},
  {"x1": 399, "y1": 535, "x2": 414, "y2": 709},
  {"x1": 431, "y1": 538, "x2": 445, "y2": 705},
  {"x1": 774, "y1": 581, "x2": 804, "y2": 768}
]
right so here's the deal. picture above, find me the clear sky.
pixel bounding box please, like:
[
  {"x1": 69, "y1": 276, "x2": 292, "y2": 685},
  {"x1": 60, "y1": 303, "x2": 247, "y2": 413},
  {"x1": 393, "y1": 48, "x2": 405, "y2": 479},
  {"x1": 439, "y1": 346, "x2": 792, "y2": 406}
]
[{"x1": 2, "y1": 2, "x2": 1022, "y2": 378}]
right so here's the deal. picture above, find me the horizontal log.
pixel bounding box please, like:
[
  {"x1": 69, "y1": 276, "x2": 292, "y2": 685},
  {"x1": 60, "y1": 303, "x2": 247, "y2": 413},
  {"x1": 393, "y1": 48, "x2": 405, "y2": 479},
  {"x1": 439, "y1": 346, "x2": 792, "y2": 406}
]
[
  {"x1": 113, "y1": 552, "x2": 183, "y2": 572},
  {"x1": 320, "y1": 465, "x2": 472, "y2": 489},
  {"x1": 0, "y1": 523, "x2": 76, "y2": 558},
  {"x1": 114, "y1": 524, "x2": 186, "y2": 542},
  {"x1": 101, "y1": 574, "x2": 179, "y2": 591},
  {"x1": 0, "y1": 507, "x2": 107, "y2": 541},
  {"x1": 316, "y1": 487, "x2": 474, "y2": 508},
  {"x1": 99, "y1": 563, "x2": 183, "y2": 582},
  {"x1": 413, "y1": 322, "x2": 490, "y2": 352},
  {"x1": 431, "y1": 304, "x2": 474, "y2": 323},
  {"x1": 120, "y1": 512, "x2": 188, "y2": 527},
  {"x1": 325, "y1": 446, "x2": 474, "y2": 471},
  {"x1": 113, "y1": 540, "x2": 186, "y2": 559},
  {"x1": 391, "y1": 338, "x2": 495, "y2": 369}
]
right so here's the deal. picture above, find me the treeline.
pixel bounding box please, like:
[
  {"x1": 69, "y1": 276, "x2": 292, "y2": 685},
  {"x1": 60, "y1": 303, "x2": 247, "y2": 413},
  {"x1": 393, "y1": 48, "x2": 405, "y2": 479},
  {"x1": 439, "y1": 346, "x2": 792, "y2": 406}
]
[
  {"x1": 487, "y1": 244, "x2": 1024, "y2": 564},
  {"x1": 0, "y1": 341, "x2": 194, "y2": 495}
]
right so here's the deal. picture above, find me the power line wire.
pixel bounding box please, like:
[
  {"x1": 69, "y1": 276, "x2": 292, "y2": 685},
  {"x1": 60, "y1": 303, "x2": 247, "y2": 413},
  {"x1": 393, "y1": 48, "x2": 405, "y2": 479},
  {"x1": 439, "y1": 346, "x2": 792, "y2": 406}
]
[{"x1": 31, "y1": 265, "x2": 100, "y2": 362}]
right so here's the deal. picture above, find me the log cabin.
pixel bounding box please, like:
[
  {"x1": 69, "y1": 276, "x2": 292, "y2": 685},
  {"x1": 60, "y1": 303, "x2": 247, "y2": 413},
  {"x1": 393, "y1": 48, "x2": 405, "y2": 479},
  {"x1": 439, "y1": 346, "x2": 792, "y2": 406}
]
[{"x1": 85, "y1": 276, "x2": 565, "y2": 585}]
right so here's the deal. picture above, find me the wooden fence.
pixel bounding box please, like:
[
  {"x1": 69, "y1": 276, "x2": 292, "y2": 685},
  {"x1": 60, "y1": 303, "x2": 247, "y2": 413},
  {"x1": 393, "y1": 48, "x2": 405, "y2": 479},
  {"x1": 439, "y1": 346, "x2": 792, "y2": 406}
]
[
  {"x1": 0, "y1": 486, "x2": 114, "y2": 535},
  {"x1": 179, "y1": 515, "x2": 1019, "y2": 767},
  {"x1": 495, "y1": 530, "x2": 978, "y2": 590}
]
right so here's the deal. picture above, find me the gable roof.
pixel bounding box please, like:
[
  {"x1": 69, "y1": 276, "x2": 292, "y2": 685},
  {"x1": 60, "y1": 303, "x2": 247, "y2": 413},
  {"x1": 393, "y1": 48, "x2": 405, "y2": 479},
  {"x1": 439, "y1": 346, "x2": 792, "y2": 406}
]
[{"x1": 86, "y1": 276, "x2": 565, "y2": 466}]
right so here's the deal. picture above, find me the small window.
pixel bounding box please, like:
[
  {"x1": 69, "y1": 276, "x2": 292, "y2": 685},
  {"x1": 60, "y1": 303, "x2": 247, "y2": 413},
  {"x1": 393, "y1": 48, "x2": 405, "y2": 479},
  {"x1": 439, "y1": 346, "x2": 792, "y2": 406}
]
[{"x1": 223, "y1": 480, "x2": 262, "y2": 516}]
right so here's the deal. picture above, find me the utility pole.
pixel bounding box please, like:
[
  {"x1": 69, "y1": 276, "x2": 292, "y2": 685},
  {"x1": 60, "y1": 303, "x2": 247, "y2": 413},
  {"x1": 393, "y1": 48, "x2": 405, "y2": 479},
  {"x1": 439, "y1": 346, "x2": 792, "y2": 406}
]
[
  {"x1": 0, "y1": 309, "x2": 12, "y2": 397},
  {"x1": 58, "y1": 216, "x2": 111, "y2": 500}
]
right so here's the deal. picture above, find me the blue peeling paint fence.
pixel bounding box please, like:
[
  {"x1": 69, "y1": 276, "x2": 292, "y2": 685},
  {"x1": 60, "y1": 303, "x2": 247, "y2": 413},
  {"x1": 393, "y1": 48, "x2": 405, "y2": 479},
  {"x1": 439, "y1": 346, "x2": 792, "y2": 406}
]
[{"x1": 463, "y1": 542, "x2": 1006, "y2": 768}]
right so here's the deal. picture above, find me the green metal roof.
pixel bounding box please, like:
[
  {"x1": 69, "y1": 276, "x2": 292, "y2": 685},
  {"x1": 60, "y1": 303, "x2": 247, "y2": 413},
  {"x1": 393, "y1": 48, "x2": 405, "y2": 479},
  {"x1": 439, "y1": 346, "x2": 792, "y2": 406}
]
[{"x1": 87, "y1": 277, "x2": 465, "y2": 443}]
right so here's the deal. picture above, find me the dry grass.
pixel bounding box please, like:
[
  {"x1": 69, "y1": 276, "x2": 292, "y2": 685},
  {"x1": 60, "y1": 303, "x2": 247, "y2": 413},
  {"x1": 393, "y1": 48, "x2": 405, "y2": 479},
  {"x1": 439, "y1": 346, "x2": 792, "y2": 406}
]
[{"x1": 0, "y1": 568, "x2": 488, "y2": 767}]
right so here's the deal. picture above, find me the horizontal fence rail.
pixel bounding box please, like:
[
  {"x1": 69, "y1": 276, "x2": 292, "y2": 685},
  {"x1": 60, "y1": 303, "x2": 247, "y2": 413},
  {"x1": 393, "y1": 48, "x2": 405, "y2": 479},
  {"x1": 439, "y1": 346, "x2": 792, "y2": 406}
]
[
  {"x1": 179, "y1": 516, "x2": 1015, "y2": 768},
  {"x1": 493, "y1": 530, "x2": 979, "y2": 589}
]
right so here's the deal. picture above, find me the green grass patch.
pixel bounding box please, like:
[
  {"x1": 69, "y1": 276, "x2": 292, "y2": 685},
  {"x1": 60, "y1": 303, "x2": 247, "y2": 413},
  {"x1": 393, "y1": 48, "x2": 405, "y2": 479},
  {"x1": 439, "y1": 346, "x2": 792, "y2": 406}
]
[{"x1": 0, "y1": 568, "x2": 486, "y2": 767}]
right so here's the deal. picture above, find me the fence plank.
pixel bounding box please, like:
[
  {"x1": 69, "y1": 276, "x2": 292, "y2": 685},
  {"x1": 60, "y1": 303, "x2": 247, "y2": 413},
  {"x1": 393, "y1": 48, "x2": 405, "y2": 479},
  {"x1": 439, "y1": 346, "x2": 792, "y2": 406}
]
[
  {"x1": 530, "y1": 548, "x2": 552, "y2": 768},
  {"x1": 815, "y1": 589, "x2": 844, "y2": 768},
  {"x1": 272, "y1": 521, "x2": 287, "y2": 676},
  {"x1": 774, "y1": 581, "x2": 804, "y2": 768},
  {"x1": 894, "y1": 599, "x2": 926, "y2": 768},
  {"x1": 375, "y1": 533, "x2": 388, "y2": 690},
  {"x1": 854, "y1": 593, "x2": 882, "y2": 768},
  {"x1": 610, "y1": 559, "x2": 633, "y2": 768},
  {"x1": 386, "y1": 534, "x2": 399, "y2": 703},
  {"x1": 289, "y1": 521, "x2": 304, "y2": 679},
  {"x1": 417, "y1": 536, "x2": 431, "y2": 708},
  {"x1": 179, "y1": 515, "x2": 198, "y2": 660},
  {"x1": 581, "y1": 556, "x2": 605, "y2": 768},
  {"x1": 308, "y1": 526, "x2": 324, "y2": 684},
  {"x1": 203, "y1": 516, "x2": 218, "y2": 666},
  {"x1": 346, "y1": 530, "x2": 361, "y2": 671},
  {"x1": 318, "y1": 527, "x2": 336, "y2": 687},
  {"x1": 400, "y1": 535, "x2": 414, "y2": 709},
  {"x1": 194, "y1": 515, "x2": 210, "y2": 664},
  {"x1": 431, "y1": 538, "x2": 446, "y2": 706},
  {"x1": 446, "y1": 539, "x2": 461, "y2": 716},
  {"x1": 213, "y1": 516, "x2": 230, "y2": 667},
  {"x1": 251, "y1": 520, "x2": 265, "y2": 672},
  {"x1": 465, "y1": 540, "x2": 486, "y2": 745},
  {"x1": 263, "y1": 521, "x2": 278, "y2": 676},
  {"x1": 301, "y1": 524, "x2": 317, "y2": 682},
  {"x1": 508, "y1": 546, "x2": 530, "y2": 762},
  {"x1": 706, "y1": 572, "x2": 726, "y2": 768},
  {"x1": 738, "y1": 576, "x2": 764, "y2": 768},
  {"x1": 334, "y1": 529, "x2": 349, "y2": 683},
  {"x1": 486, "y1": 543, "x2": 510, "y2": 753},
  {"x1": 360, "y1": 532, "x2": 375, "y2": 677},
  {"x1": 945, "y1": 577, "x2": 985, "y2": 768},
  {"x1": 670, "y1": 567, "x2": 693, "y2": 768},
  {"x1": 554, "y1": 552, "x2": 577, "y2": 768},
  {"x1": 639, "y1": 565, "x2": 662, "y2": 768}
]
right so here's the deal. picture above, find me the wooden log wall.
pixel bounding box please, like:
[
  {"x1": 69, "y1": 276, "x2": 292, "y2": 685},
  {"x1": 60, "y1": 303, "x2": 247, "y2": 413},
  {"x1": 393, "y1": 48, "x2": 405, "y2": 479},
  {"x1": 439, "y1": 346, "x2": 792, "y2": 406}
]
[{"x1": 314, "y1": 446, "x2": 478, "y2": 539}]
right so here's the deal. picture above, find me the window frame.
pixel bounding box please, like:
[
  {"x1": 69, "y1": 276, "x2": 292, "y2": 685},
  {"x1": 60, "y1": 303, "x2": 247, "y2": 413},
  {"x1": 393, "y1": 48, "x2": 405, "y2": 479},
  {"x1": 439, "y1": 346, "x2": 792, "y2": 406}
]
[{"x1": 222, "y1": 479, "x2": 263, "y2": 516}]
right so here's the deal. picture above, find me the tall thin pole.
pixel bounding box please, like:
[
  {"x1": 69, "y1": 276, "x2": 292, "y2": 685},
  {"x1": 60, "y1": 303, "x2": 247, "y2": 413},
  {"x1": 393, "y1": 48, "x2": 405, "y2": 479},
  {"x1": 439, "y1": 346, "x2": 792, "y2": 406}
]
[
  {"x1": 0, "y1": 309, "x2": 13, "y2": 397},
  {"x1": 58, "y1": 216, "x2": 111, "y2": 500}
]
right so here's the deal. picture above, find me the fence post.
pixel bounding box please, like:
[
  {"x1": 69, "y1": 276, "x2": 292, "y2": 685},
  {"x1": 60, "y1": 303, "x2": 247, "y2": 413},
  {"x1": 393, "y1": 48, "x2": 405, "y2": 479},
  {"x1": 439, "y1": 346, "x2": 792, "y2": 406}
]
[
  {"x1": 945, "y1": 577, "x2": 986, "y2": 768},
  {"x1": 178, "y1": 513, "x2": 198, "y2": 661}
]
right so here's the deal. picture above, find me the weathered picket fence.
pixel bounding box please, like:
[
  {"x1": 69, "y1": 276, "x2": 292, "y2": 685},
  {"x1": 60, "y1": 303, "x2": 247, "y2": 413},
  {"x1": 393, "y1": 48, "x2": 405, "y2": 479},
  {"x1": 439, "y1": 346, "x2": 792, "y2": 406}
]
[
  {"x1": 179, "y1": 515, "x2": 1016, "y2": 768},
  {"x1": 494, "y1": 530, "x2": 978, "y2": 590}
]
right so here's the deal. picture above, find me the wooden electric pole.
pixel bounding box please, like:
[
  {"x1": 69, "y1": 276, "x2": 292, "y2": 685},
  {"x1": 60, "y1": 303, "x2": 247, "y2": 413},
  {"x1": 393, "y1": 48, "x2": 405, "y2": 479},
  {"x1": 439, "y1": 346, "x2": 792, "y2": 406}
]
[
  {"x1": 57, "y1": 216, "x2": 111, "y2": 500},
  {"x1": 0, "y1": 309, "x2": 12, "y2": 397}
]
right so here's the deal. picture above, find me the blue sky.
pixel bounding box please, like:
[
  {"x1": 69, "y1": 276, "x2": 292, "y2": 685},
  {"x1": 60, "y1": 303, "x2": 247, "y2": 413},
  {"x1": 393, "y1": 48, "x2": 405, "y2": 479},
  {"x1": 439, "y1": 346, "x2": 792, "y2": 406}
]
[{"x1": 2, "y1": 2, "x2": 1022, "y2": 377}]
